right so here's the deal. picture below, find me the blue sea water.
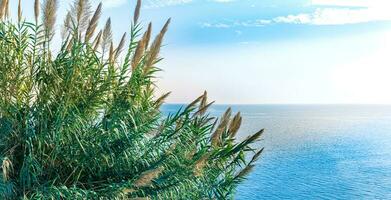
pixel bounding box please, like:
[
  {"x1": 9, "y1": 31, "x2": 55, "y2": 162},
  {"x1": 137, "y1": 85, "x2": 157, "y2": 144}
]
[{"x1": 161, "y1": 104, "x2": 391, "y2": 199}]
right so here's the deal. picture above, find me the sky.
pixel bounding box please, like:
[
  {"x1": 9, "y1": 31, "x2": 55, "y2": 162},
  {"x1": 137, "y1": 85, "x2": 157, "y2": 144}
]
[{"x1": 12, "y1": 0, "x2": 391, "y2": 104}]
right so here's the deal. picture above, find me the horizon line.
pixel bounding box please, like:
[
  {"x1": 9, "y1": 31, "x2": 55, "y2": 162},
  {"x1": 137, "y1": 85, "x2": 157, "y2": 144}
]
[{"x1": 163, "y1": 103, "x2": 391, "y2": 106}]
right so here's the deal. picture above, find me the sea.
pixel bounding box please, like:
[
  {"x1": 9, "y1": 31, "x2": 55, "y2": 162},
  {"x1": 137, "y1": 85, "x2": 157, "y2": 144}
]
[{"x1": 161, "y1": 104, "x2": 391, "y2": 200}]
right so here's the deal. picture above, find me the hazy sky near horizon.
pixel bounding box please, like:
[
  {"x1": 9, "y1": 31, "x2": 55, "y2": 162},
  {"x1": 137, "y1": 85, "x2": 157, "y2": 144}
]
[{"x1": 13, "y1": 0, "x2": 391, "y2": 104}]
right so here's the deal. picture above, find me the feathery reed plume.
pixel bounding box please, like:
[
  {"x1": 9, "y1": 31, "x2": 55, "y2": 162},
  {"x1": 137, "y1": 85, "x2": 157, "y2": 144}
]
[
  {"x1": 132, "y1": 39, "x2": 145, "y2": 71},
  {"x1": 133, "y1": 0, "x2": 141, "y2": 24},
  {"x1": 93, "y1": 30, "x2": 102, "y2": 51},
  {"x1": 211, "y1": 108, "x2": 232, "y2": 147},
  {"x1": 235, "y1": 162, "x2": 254, "y2": 179},
  {"x1": 174, "y1": 118, "x2": 183, "y2": 132},
  {"x1": 115, "y1": 32, "x2": 127, "y2": 59},
  {"x1": 134, "y1": 166, "x2": 164, "y2": 188},
  {"x1": 185, "y1": 93, "x2": 205, "y2": 111},
  {"x1": 200, "y1": 91, "x2": 207, "y2": 107},
  {"x1": 0, "y1": 0, "x2": 5, "y2": 20},
  {"x1": 34, "y1": 0, "x2": 39, "y2": 23},
  {"x1": 76, "y1": 0, "x2": 84, "y2": 22},
  {"x1": 236, "y1": 129, "x2": 264, "y2": 150},
  {"x1": 194, "y1": 153, "x2": 210, "y2": 177},
  {"x1": 42, "y1": 0, "x2": 58, "y2": 38},
  {"x1": 235, "y1": 148, "x2": 264, "y2": 180},
  {"x1": 251, "y1": 148, "x2": 264, "y2": 163},
  {"x1": 155, "y1": 92, "x2": 171, "y2": 108},
  {"x1": 2, "y1": 157, "x2": 12, "y2": 181},
  {"x1": 165, "y1": 142, "x2": 177, "y2": 156},
  {"x1": 66, "y1": 37, "x2": 73, "y2": 51},
  {"x1": 145, "y1": 18, "x2": 170, "y2": 69},
  {"x1": 121, "y1": 188, "x2": 135, "y2": 195},
  {"x1": 199, "y1": 91, "x2": 208, "y2": 115},
  {"x1": 186, "y1": 147, "x2": 197, "y2": 160},
  {"x1": 72, "y1": 0, "x2": 91, "y2": 33},
  {"x1": 228, "y1": 112, "x2": 242, "y2": 138},
  {"x1": 143, "y1": 23, "x2": 152, "y2": 49},
  {"x1": 18, "y1": 0, "x2": 22, "y2": 23},
  {"x1": 247, "y1": 129, "x2": 264, "y2": 143},
  {"x1": 61, "y1": 12, "x2": 71, "y2": 40},
  {"x1": 0, "y1": 0, "x2": 9, "y2": 20},
  {"x1": 85, "y1": 2, "x2": 101, "y2": 42},
  {"x1": 194, "y1": 101, "x2": 215, "y2": 117},
  {"x1": 101, "y1": 18, "x2": 112, "y2": 55},
  {"x1": 109, "y1": 42, "x2": 114, "y2": 63},
  {"x1": 4, "y1": 0, "x2": 8, "y2": 18}
]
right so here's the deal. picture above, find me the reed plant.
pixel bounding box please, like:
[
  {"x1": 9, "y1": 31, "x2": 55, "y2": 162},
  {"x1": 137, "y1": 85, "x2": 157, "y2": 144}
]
[{"x1": 0, "y1": 0, "x2": 264, "y2": 199}]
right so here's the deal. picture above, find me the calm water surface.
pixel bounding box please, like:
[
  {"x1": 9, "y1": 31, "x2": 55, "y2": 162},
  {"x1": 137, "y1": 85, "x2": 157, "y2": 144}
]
[{"x1": 161, "y1": 105, "x2": 391, "y2": 199}]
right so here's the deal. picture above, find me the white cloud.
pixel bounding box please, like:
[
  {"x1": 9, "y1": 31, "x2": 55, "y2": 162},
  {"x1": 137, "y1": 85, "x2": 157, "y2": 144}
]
[
  {"x1": 308, "y1": 0, "x2": 391, "y2": 24},
  {"x1": 274, "y1": 14, "x2": 312, "y2": 24},
  {"x1": 277, "y1": 7, "x2": 391, "y2": 25},
  {"x1": 202, "y1": 22, "x2": 231, "y2": 28}
]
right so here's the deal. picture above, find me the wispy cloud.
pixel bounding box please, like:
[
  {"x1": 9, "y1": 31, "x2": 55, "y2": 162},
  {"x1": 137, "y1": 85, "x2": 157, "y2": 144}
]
[
  {"x1": 311, "y1": 0, "x2": 388, "y2": 7},
  {"x1": 144, "y1": 0, "x2": 193, "y2": 8},
  {"x1": 202, "y1": 0, "x2": 391, "y2": 28},
  {"x1": 275, "y1": 7, "x2": 391, "y2": 25},
  {"x1": 201, "y1": 19, "x2": 271, "y2": 28}
]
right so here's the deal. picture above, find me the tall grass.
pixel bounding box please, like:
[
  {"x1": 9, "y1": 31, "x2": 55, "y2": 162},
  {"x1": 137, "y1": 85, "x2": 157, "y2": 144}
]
[{"x1": 0, "y1": 0, "x2": 264, "y2": 199}]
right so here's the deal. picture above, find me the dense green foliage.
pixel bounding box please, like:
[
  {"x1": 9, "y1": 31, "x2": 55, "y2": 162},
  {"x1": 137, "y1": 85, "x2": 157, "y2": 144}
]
[{"x1": 0, "y1": 0, "x2": 264, "y2": 199}]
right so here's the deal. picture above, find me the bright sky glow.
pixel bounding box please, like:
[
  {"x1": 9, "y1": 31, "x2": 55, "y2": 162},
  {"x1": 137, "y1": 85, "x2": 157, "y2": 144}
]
[{"x1": 11, "y1": 0, "x2": 391, "y2": 104}]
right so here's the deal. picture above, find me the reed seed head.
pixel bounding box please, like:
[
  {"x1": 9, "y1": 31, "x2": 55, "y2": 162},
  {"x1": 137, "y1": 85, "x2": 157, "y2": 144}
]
[
  {"x1": 93, "y1": 30, "x2": 102, "y2": 51},
  {"x1": 42, "y1": 0, "x2": 58, "y2": 38},
  {"x1": 109, "y1": 41, "x2": 114, "y2": 63},
  {"x1": 85, "y1": 2, "x2": 101, "y2": 42},
  {"x1": 132, "y1": 39, "x2": 145, "y2": 71},
  {"x1": 143, "y1": 22, "x2": 152, "y2": 49},
  {"x1": 134, "y1": 166, "x2": 164, "y2": 188},
  {"x1": 102, "y1": 18, "x2": 112, "y2": 54},
  {"x1": 34, "y1": 0, "x2": 40, "y2": 23},
  {"x1": 2, "y1": 157, "x2": 12, "y2": 181},
  {"x1": 146, "y1": 18, "x2": 171, "y2": 69},
  {"x1": 72, "y1": 0, "x2": 91, "y2": 33},
  {"x1": 194, "y1": 101, "x2": 215, "y2": 117},
  {"x1": 198, "y1": 91, "x2": 208, "y2": 115},
  {"x1": 186, "y1": 92, "x2": 205, "y2": 111},
  {"x1": 115, "y1": 32, "x2": 127, "y2": 59},
  {"x1": 4, "y1": 0, "x2": 8, "y2": 18},
  {"x1": 0, "y1": 0, "x2": 9, "y2": 20},
  {"x1": 194, "y1": 153, "x2": 210, "y2": 177},
  {"x1": 155, "y1": 92, "x2": 171, "y2": 108},
  {"x1": 61, "y1": 12, "x2": 72, "y2": 40},
  {"x1": 228, "y1": 112, "x2": 242, "y2": 138},
  {"x1": 18, "y1": 0, "x2": 22, "y2": 23},
  {"x1": 211, "y1": 108, "x2": 232, "y2": 146},
  {"x1": 133, "y1": 0, "x2": 141, "y2": 24}
]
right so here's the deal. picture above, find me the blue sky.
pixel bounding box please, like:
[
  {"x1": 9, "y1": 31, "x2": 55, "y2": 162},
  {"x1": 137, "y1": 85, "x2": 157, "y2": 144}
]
[{"x1": 13, "y1": 0, "x2": 391, "y2": 104}]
